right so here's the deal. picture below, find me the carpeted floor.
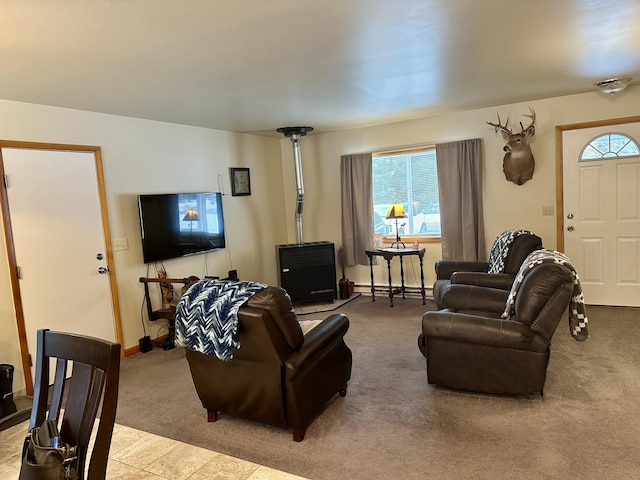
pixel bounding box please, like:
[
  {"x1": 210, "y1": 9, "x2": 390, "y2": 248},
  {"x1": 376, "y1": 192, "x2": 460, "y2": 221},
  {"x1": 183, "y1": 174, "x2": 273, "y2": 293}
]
[{"x1": 115, "y1": 296, "x2": 640, "y2": 479}]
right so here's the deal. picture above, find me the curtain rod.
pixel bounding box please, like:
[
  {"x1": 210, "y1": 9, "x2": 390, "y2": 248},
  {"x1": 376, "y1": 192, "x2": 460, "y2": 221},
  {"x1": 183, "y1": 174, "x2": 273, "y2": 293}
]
[{"x1": 372, "y1": 144, "x2": 435, "y2": 157}]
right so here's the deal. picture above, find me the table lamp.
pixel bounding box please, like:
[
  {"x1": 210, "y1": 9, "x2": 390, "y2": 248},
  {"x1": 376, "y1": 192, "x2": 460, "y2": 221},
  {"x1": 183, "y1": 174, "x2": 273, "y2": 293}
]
[
  {"x1": 385, "y1": 202, "x2": 407, "y2": 248},
  {"x1": 183, "y1": 209, "x2": 199, "y2": 234}
]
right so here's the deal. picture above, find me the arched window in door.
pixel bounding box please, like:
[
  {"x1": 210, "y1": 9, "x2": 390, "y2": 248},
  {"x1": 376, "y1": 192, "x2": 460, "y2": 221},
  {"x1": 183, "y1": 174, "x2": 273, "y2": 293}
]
[{"x1": 580, "y1": 132, "x2": 640, "y2": 161}]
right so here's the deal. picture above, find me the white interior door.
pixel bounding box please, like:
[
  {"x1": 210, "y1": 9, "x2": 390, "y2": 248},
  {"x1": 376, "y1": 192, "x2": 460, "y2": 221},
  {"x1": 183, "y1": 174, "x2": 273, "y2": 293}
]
[
  {"x1": 2, "y1": 148, "x2": 117, "y2": 374},
  {"x1": 563, "y1": 124, "x2": 640, "y2": 307}
]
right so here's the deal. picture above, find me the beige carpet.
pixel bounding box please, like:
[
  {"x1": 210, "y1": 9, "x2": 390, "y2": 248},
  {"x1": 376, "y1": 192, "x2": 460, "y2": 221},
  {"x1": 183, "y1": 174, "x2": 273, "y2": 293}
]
[{"x1": 116, "y1": 296, "x2": 640, "y2": 479}]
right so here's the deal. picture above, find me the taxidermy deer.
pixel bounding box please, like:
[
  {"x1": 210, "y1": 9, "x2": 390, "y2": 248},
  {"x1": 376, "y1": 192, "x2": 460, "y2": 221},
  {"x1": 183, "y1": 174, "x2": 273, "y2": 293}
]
[{"x1": 487, "y1": 108, "x2": 536, "y2": 185}]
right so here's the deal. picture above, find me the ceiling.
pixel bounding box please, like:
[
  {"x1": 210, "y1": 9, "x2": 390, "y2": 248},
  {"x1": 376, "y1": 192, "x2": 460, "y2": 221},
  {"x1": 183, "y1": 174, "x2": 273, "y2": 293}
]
[{"x1": 1, "y1": 0, "x2": 638, "y2": 137}]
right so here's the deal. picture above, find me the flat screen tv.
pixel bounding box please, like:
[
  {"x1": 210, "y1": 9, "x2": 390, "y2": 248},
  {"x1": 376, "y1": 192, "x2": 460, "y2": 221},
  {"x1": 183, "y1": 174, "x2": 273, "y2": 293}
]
[{"x1": 138, "y1": 192, "x2": 225, "y2": 264}]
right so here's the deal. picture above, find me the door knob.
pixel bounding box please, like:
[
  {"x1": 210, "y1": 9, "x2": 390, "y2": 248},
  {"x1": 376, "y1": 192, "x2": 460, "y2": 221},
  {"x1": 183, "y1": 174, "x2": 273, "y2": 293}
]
[
  {"x1": 96, "y1": 253, "x2": 104, "y2": 260},
  {"x1": 567, "y1": 213, "x2": 574, "y2": 220},
  {"x1": 567, "y1": 225, "x2": 574, "y2": 232},
  {"x1": 98, "y1": 266, "x2": 109, "y2": 274}
]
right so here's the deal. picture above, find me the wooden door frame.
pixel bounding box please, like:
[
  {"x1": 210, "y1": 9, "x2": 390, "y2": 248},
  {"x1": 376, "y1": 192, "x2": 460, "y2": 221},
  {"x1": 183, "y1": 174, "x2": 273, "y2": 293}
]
[
  {"x1": 0, "y1": 140, "x2": 124, "y2": 395},
  {"x1": 555, "y1": 115, "x2": 640, "y2": 251}
]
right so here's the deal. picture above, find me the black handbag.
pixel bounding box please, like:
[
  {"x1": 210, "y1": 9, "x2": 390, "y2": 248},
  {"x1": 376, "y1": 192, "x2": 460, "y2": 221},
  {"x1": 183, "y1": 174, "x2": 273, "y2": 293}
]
[{"x1": 19, "y1": 419, "x2": 79, "y2": 480}]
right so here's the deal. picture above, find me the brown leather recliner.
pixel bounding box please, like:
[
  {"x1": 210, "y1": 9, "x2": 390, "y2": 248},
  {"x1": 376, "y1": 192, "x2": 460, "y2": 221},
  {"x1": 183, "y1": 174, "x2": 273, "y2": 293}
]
[
  {"x1": 433, "y1": 230, "x2": 542, "y2": 309},
  {"x1": 419, "y1": 261, "x2": 575, "y2": 395},
  {"x1": 184, "y1": 286, "x2": 352, "y2": 441}
]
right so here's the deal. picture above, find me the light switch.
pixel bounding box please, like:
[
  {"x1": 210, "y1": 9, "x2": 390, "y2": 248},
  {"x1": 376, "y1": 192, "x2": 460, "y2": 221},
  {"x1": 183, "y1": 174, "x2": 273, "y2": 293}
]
[
  {"x1": 113, "y1": 238, "x2": 129, "y2": 251},
  {"x1": 542, "y1": 206, "x2": 554, "y2": 216}
]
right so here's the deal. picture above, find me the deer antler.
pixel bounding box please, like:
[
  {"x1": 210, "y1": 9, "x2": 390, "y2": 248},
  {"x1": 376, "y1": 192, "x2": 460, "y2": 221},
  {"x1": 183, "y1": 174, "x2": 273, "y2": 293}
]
[
  {"x1": 487, "y1": 113, "x2": 512, "y2": 135},
  {"x1": 519, "y1": 108, "x2": 536, "y2": 133}
]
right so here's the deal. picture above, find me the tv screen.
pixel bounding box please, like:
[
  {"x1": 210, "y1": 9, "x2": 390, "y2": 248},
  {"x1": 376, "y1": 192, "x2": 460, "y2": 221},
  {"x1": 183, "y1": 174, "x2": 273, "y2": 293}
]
[{"x1": 138, "y1": 192, "x2": 225, "y2": 264}]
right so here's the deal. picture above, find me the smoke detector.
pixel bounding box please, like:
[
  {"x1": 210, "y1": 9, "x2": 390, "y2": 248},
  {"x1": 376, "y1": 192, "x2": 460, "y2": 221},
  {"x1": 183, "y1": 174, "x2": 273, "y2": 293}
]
[{"x1": 594, "y1": 77, "x2": 632, "y2": 95}]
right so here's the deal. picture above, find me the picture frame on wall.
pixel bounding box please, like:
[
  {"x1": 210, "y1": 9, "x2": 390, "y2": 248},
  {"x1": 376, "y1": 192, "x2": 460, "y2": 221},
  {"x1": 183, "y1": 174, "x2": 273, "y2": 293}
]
[{"x1": 230, "y1": 167, "x2": 251, "y2": 196}]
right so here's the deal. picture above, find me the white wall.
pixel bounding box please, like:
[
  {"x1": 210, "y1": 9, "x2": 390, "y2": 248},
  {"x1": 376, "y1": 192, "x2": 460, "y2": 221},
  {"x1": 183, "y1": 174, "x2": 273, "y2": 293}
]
[
  {"x1": 0, "y1": 99, "x2": 285, "y2": 394},
  {"x1": 279, "y1": 86, "x2": 640, "y2": 290}
]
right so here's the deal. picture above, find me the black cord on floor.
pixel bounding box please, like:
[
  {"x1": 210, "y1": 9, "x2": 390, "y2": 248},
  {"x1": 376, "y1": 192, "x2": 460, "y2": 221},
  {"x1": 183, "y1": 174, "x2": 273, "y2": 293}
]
[
  {"x1": 152, "y1": 323, "x2": 169, "y2": 348},
  {"x1": 140, "y1": 295, "x2": 147, "y2": 337}
]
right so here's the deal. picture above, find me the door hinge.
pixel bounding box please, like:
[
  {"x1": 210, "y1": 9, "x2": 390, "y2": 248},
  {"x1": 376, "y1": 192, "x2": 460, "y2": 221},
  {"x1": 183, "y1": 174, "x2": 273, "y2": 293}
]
[
  {"x1": 3, "y1": 174, "x2": 8, "y2": 189},
  {"x1": 16, "y1": 265, "x2": 22, "y2": 279},
  {"x1": 28, "y1": 354, "x2": 32, "y2": 367}
]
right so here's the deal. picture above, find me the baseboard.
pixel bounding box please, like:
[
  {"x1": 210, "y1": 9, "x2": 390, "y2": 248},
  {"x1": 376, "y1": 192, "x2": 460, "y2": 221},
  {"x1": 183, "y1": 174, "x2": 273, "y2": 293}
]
[
  {"x1": 124, "y1": 333, "x2": 169, "y2": 357},
  {"x1": 352, "y1": 282, "x2": 433, "y2": 296}
]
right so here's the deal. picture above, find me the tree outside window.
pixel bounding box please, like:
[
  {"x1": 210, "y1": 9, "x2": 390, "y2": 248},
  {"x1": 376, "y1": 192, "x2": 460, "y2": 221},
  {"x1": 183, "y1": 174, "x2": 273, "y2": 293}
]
[{"x1": 372, "y1": 147, "x2": 440, "y2": 237}]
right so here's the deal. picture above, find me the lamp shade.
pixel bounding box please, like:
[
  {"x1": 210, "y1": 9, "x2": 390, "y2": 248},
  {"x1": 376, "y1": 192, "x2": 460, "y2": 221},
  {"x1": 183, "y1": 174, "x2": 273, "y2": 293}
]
[
  {"x1": 183, "y1": 209, "x2": 199, "y2": 221},
  {"x1": 386, "y1": 202, "x2": 407, "y2": 219}
]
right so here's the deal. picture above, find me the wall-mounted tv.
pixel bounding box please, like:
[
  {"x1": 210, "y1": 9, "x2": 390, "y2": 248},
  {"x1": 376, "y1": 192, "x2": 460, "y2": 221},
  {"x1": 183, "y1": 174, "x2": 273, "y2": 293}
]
[{"x1": 138, "y1": 192, "x2": 225, "y2": 264}]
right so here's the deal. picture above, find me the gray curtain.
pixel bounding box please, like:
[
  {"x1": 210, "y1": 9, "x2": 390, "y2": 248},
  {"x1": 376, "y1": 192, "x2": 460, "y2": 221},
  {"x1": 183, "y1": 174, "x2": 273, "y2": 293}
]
[
  {"x1": 436, "y1": 138, "x2": 485, "y2": 261},
  {"x1": 340, "y1": 153, "x2": 373, "y2": 266}
]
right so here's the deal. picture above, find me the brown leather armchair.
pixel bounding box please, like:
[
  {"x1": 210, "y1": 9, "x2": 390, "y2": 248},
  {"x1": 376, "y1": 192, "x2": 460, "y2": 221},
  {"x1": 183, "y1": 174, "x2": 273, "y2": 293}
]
[
  {"x1": 184, "y1": 286, "x2": 352, "y2": 441},
  {"x1": 419, "y1": 261, "x2": 576, "y2": 395},
  {"x1": 433, "y1": 230, "x2": 542, "y2": 309}
]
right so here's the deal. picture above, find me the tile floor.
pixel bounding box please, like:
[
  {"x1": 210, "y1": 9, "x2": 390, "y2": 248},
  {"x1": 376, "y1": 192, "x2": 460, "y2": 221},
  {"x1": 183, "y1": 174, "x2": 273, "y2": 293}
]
[{"x1": 0, "y1": 420, "x2": 308, "y2": 480}]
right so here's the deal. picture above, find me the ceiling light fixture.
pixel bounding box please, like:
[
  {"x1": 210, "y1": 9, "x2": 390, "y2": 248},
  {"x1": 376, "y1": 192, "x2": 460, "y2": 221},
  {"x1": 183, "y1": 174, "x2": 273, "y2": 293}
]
[{"x1": 594, "y1": 77, "x2": 632, "y2": 95}]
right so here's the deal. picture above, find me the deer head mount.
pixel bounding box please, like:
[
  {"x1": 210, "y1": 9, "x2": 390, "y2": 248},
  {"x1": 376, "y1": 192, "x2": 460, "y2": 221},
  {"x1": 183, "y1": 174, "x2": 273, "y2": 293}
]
[{"x1": 487, "y1": 108, "x2": 536, "y2": 185}]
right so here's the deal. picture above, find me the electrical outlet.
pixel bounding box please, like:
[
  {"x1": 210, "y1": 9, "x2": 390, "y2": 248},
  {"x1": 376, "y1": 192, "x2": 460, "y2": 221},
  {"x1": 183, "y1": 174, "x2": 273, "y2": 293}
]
[
  {"x1": 542, "y1": 206, "x2": 554, "y2": 216},
  {"x1": 113, "y1": 238, "x2": 129, "y2": 251}
]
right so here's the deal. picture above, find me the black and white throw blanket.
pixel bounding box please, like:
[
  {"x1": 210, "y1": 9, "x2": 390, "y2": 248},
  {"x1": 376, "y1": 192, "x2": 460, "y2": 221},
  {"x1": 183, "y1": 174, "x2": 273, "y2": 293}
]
[
  {"x1": 501, "y1": 249, "x2": 589, "y2": 341},
  {"x1": 174, "y1": 279, "x2": 267, "y2": 360},
  {"x1": 488, "y1": 229, "x2": 538, "y2": 274}
]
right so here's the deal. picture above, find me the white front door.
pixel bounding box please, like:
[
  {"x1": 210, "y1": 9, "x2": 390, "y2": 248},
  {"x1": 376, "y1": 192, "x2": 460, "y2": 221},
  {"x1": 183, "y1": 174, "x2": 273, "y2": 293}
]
[
  {"x1": 562, "y1": 123, "x2": 640, "y2": 307},
  {"x1": 2, "y1": 147, "x2": 120, "y2": 382}
]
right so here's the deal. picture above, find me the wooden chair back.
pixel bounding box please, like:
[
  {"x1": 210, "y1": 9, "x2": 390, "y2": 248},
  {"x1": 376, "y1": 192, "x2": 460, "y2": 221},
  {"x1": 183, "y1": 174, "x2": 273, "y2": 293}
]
[{"x1": 28, "y1": 329, "x2": 121, "y2": 479}]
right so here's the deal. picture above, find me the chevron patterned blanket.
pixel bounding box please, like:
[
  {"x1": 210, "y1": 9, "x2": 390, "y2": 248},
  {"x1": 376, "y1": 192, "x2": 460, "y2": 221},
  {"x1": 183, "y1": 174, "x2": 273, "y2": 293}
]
[
  {"x1": 174, "y1": 279, "x2": 267, "y2": 360},
  {"x1": 501, "y1": 249, "x2": 589, "y2": 341},
  {"x1": 488, "y1": 229, "x2": 538, "y2": 274}
]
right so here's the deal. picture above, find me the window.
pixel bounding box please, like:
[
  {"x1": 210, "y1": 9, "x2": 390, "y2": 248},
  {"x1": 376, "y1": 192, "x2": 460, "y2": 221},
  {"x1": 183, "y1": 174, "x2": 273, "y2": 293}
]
[
  {"x1": 580, "y1": 133, "x2": 640, "y2": 160},
  {"x1": 372, "y1": 146, "x2": 440, "y2": 238}
]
